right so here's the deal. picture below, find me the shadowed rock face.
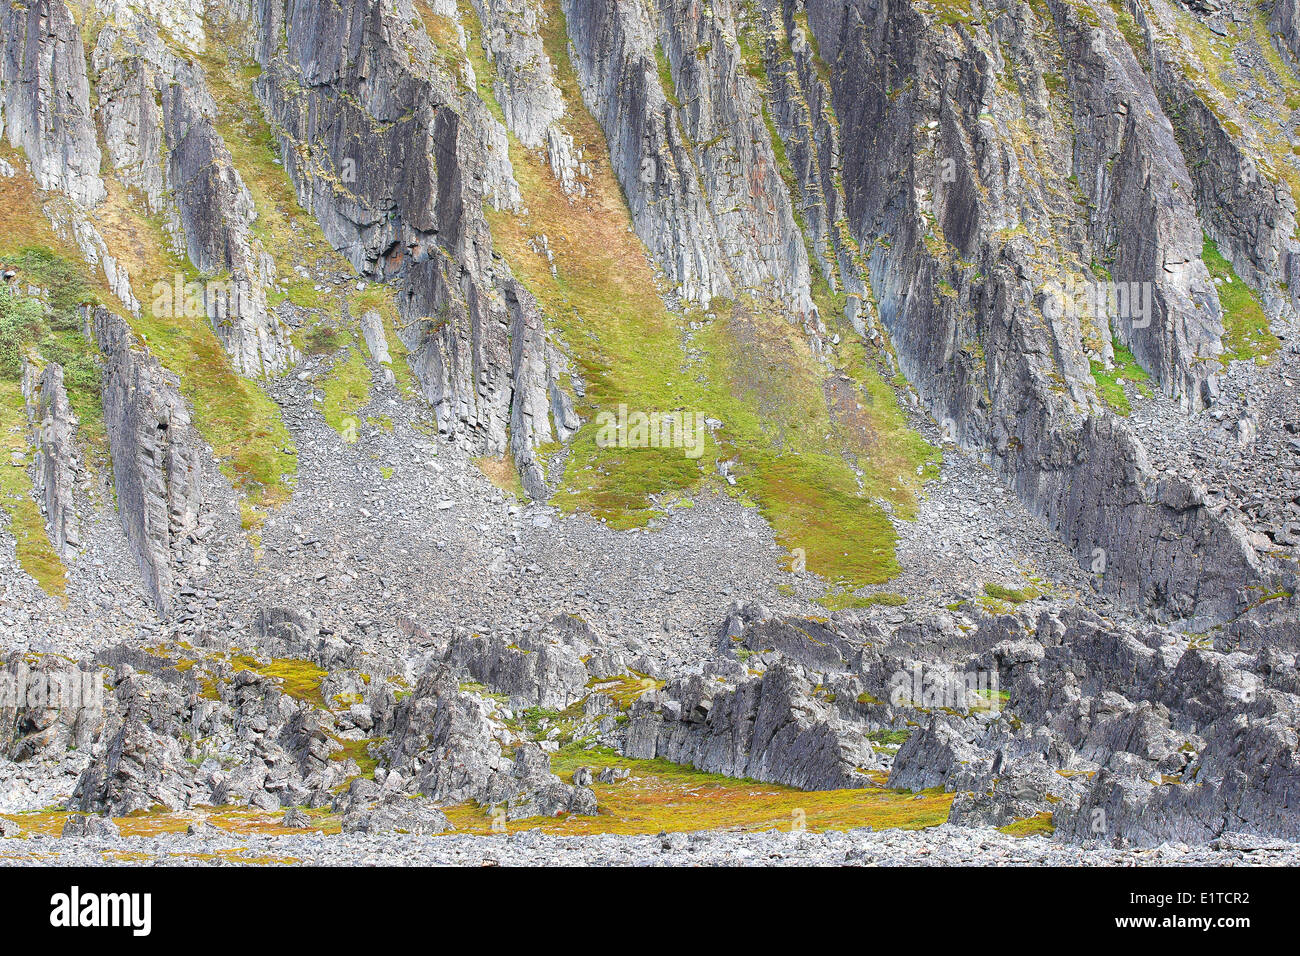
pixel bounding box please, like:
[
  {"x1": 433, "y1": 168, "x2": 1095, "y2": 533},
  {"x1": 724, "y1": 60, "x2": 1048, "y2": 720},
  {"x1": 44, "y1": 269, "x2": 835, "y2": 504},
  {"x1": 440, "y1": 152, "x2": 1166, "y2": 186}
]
[
  {"x1": 22, "y1": 361, "x2": 79, "y2": 557},
  {"x1": 1273, "y1": 0, "x2": 1300, "y2": 62},
  {"x1": 93, "y1": 307, "x2": 208, "y2": 616},
  {"x1": 245, "y1": 0, "x2": 562, "y2": 494}
]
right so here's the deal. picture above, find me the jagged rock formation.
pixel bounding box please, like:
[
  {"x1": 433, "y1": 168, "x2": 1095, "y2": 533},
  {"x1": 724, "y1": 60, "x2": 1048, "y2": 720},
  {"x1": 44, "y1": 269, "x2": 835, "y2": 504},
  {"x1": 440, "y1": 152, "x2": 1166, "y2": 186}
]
[
  {"x1": 873, "y1": 601, "x2": 1300, "y2": 846},
  {"x1": 159, "y1": 64, "x2": 295, "y2": 376},
  {"x1": 242, "y1": 0, "x2": 562, "y2": 494},
  {"x1": 563, "y1": 0, "x2": 815, "y2": 317},
  {"x1": 624, "y1": 661, "x2": 878, "y2": 790},
  {"x1": 440, "y1": 617, "x2": 608, "y2": 711},
  {"x1": 0, "y1": 0, "x2": 1292, "y2": 626},
  {"x1": 93, "y1": 307, "x2": 208, "y2": 616},
  {"x1": 0, "y1": 0, "x2": 106, "y2": 207},
  {"x1": 471, "y1": 0, "x2": 565, "y2": 147},
  {"x1": 1149, "y1": 0, "x2": 1300, "y2": 319},
  {"x1": 22, "y1": 361, "x2": 80, "y2": 556},
  {"x1": 89, "y1": 11, "x2": 297, "y2": 377},
  {"x1": 1, "y1": 653, "x2": 103, "y2": 760},
  {"x1": 375, "y1": 662, "x2": 597, "y2": 819}
]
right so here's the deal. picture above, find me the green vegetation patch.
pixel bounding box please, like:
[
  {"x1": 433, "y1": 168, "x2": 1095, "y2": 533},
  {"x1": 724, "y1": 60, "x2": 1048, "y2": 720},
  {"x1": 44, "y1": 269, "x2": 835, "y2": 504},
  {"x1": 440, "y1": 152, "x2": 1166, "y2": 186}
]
[
  {"x1": 982, "y1": 582, "x2": 1041, "y2": 604},
  {"x1": 654, "y1": 43, "x2": 681, "y2": 108},
  {"x1": 817, "y1": 590, "x2": 908, "y2": 611},
  {"x1": 229, "y1": 655, "x2": 329, "y2": 709},
  {"x1": 1202, "y1": 236, "x2": 1280, "y2": 365},
  {"x1": 998, "y1": 811, "x2": 1055, "y2": 837},
  {"x1": 318, "y1": 332, "x2": 372, "y2": 443},
  {"x1": 440, "y1": 745, "x2": 953, "y2": 835},
  {"x1": 0, "y1": 379, "x2": 67, "y2": 597},
  {"x1": 1090, "y1": 338, "x2": 1151, "y2": 416}
]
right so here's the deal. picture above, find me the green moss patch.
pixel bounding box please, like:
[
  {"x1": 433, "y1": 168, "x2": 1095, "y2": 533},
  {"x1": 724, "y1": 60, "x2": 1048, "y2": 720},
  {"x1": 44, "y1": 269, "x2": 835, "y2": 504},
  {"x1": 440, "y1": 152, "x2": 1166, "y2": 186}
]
[
  {"x1": 1090, "y1": 338, "x2": 1152, "y2": 416},
  {"x1": 998, "y1": 811, "x2": 1055, "y2": 837},
  {"x1": 1203, "y1": 236, "x2": 1280, "y2": 365}
]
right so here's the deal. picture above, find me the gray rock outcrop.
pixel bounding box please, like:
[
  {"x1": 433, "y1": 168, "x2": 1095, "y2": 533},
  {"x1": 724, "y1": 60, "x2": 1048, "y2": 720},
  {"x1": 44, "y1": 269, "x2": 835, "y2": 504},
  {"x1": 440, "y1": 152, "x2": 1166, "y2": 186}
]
[
  {"x1": 0, "y1": 0, "x2": 106, "y2": 207},
  {"x1": 562, "y1": 0, "x2": 815, "y2": 316},
  {"x1": 22, "y1": 360, "x2": 79, "y2": 556},
  {"x1": 93, "y1": 307, "x2": 208, "y2": 616},
  {"x1": 246, "y1": 0, "x2": 566, "y2": 495},
  {"x1": 625, "y1": 662, "x2": 876, "y2": 791}
]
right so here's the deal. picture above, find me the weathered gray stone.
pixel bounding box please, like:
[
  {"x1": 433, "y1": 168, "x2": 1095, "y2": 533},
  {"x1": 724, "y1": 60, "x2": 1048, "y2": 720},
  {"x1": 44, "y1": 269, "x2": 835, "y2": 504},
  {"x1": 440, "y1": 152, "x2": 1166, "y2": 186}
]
[
  {"x1": 94, "y1": 307, "x2": 208, "y2": 616},
  {"x1": 22, "y1": 361, "x2": 79, "y2": 556},
  {"x1": 342, "y1": 795, "x2": 451, "y2": 835},
  {"x1": 0, "y1": 0, "x2": 106, "y2": 207},
  {"x1": 561, "y1": 0, "x2": 814, "y2": 316},
  {"x1": 626, "y1": 662, "x2": 875, "y2": 790}
]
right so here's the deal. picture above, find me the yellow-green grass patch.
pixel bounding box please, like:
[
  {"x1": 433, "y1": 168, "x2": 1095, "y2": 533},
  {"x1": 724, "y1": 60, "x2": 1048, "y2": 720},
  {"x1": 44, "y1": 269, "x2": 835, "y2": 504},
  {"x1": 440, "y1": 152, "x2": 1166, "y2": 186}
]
[
  {"x1": 442, "y1": 747, "x2": 953, "y2": 835},
  {"x1": 1203, "y1": 236, "x2": 1280, "y2": 364}
]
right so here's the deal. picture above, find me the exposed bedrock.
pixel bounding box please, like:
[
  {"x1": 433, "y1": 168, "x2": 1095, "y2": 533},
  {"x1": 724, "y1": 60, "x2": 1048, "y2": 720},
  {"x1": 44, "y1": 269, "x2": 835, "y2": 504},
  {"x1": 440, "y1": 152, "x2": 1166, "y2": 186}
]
[
  {"x1": 1143, "y1": 0, "x2": 1300, "y2": 320},
  {"x1": 759, "y1": 1, "x2": 875, "y2": 334},
  {"x1": 867, "y1": 603, "x2": 1300, "y2": 845},
  {"x1": 1049, "y1": 0, "x2": 1222, "y2": 405},
  {"x1": 1, "y1": 653, "x2": 103, "y2": 761},
  {"x1": 468, "y1": 0, "x2": 565, "y2": 148},
  {"x1": 1272, "y1": 0, "x2": 1300, "y2": 63},
  {"x1": 0, "y1": 0, "x2": 106, "y2": 207},
  {"x1": 561, "y1": 0, "x2": 815, "y2": 318},
  {"x1": 378, "y1": 663, "x2": 597, "y2": 819},
  {"x1": 89, "y1": 18, "x2": 171, "y2": 217},
  {"x1": 88, "y1": 15, "x2": 297, "y2": 377},
  {"x1": 623, "y1": 661, "x2": 878, "y2": 791},
  {"x1": 21, "y1": 361, "x2": 80, "y2": 557},
  {"x1": 246, "y1": 0, "x2": 564, "y2": 488},
  {"x1": 93, "y1": 307, "x2": 209, "y2": 616},
  {"x1": 790, "y1": 0, "x2": 1268, "y2": 624}
]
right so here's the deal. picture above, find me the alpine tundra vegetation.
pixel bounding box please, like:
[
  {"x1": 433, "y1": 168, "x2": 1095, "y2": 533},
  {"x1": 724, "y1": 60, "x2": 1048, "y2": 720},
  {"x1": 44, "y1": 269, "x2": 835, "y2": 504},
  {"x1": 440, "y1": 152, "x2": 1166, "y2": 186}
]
[{"x1": 0, "y1": 0, "x2": 1299, "y2": 867}]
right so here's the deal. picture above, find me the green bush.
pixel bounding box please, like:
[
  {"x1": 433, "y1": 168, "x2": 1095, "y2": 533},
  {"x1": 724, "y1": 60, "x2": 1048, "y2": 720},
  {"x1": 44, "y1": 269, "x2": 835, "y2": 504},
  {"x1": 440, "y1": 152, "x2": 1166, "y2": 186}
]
[{"x1": 0, "y1": 283, "x2": 46, "y2": 379}]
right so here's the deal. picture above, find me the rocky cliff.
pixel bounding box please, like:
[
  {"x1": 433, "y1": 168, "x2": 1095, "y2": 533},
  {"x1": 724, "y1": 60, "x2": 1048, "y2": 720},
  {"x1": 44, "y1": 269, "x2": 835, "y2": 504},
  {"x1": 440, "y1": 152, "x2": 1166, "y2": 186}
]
[
  {"x1": 93, "y1": 307, "x2": 209, "y2": 615},
  {"x1": 2, "y1": 0, "x2": 1300, "y2": 858}
]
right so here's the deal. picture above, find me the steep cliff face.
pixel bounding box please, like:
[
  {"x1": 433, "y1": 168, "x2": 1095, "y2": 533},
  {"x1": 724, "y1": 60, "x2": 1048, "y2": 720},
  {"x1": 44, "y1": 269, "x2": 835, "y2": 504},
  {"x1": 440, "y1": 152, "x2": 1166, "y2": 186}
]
[
  {"x1": 89, "y1": 12, "x2": 297, "y2": 377},
  {"x1": 21, "y1": 361, "x2": 79, "y2": 557},
  {"x1": 471, "y1": 0, "x2": 566, "y2": 147},
  {"x1": 244, "y1": 0, "x2": 562, "y2": 493},
  {"x1": 1050, "y1": 0, "x2": 1222, "y2": 406},
  {"x1": 746, "y1": 0, "x2": 1284, "y2": 624},
  {"x1": 756, "y1": 5, "x2": 875, "y2": 334},
  {"x1": 562, "y1": 0, "x2": 815, "y2": 317},
  {"x1": 93, "y1": 307, "x2": 209, "y2": 615},
  {"x1": 0, "y1": 0, "x2": 105, "y2": 208}
]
